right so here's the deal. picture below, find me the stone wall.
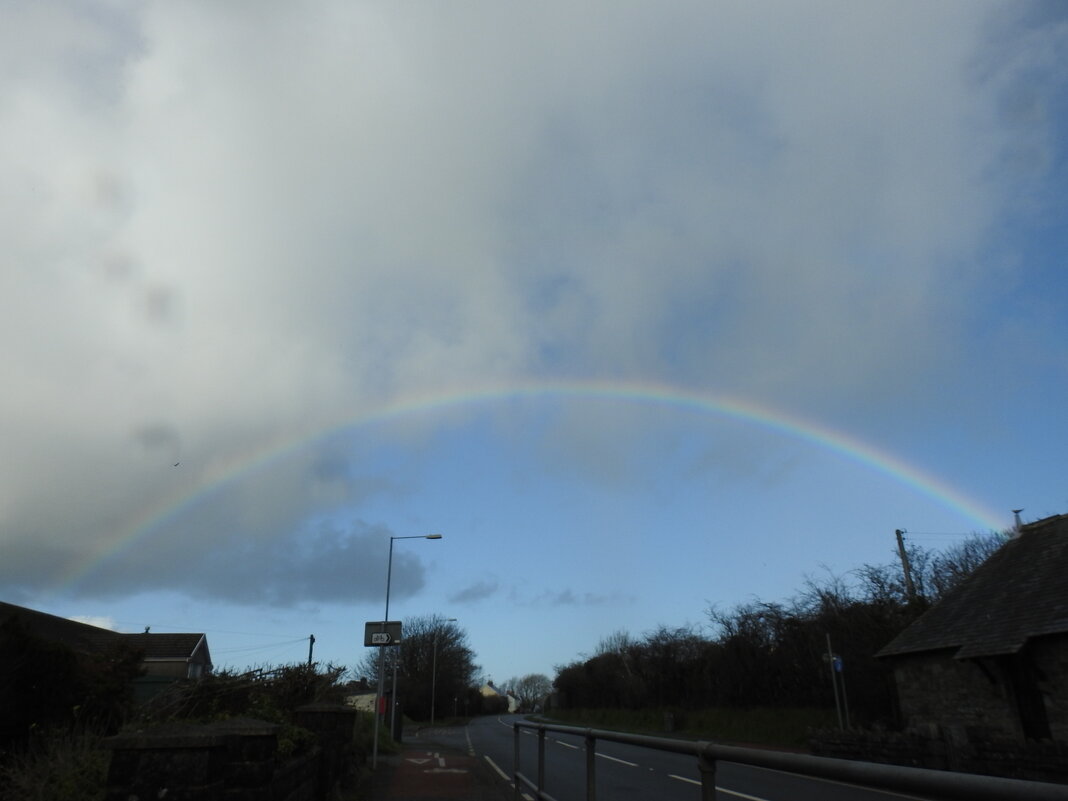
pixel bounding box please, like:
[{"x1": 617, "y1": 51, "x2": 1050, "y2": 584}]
[
  {"x1": 104, "y1": 706, "x2": 358, "y2": 801},
  {"x1": 889, "y1": 636, "x2": 1068, "y2": 743},
  {"x1": 889, "y1": 649, "x2": 1020, "y2": 737},
  {"x1": 1034, "y1": 635, "x2": 1068, "y2": 741}
]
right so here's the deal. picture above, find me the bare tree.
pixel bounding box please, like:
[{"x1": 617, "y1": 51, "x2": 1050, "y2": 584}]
[
  {"x1": 924, "y1": 532, "x2": 1006, "y2": 601},
  {"x1": 355, "y1": 615, "x2": 479, "y2": 720},
  {"x1": 509, "y1": 673, "x2": 552, "y2": 711}
]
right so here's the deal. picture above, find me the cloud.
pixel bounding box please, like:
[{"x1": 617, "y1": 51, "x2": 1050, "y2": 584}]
[
  {"x1": 0, "y1": 1, "x2": 1064, "y2": 603},
  {"x1": 449, "y1": 580, "x2": 501, "y2": 604},
  {"x1": 82, "y1": 518, "x2": 426, "y2": 607}
]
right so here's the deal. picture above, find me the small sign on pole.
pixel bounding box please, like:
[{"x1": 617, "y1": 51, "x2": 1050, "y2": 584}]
[{"x1": 364, "y1": 621, "x2": 402, "y2": 647}]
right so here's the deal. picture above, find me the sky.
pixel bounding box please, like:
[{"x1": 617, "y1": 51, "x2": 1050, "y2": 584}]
[{"x1": 2, "y1": 1, "x2": 1067, "y2": 685}]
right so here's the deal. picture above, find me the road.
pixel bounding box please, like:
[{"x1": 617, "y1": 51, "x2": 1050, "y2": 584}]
[{"x1": 418, "y1": 714, "x2": 940, "y2": 801}]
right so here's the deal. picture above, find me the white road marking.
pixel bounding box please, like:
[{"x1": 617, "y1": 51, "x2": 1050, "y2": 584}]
[
  {"x1": 597, "y1": 752, "x2": 638, "y2": 767},
  {"x1": 465, "y1": 725, "x2": 474, "y2": 756},
  {"x1": 669, "y1": 775, "x2": 772, "y2": 801},
  {"x1": 670, "y1": 774, "x2": 700, "y2": 785},
  {"x1": 484, "y1": 755, "x2": 534, "y2": 801},
  {"x1": 555, "y1": 739, "x2": 579, "y2": 749},
  {"x1": 716, "y1": 788, "x2": 775, "y2": 801}
]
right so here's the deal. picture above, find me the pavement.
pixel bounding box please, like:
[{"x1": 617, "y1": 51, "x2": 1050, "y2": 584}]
[{"x1": 361, "y1": 729, "x2": 515, "y2": 801}]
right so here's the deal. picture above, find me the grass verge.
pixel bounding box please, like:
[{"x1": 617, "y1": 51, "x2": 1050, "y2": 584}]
[{"x1": 542, "y1": 707, "x2": 836, "y2": 750}]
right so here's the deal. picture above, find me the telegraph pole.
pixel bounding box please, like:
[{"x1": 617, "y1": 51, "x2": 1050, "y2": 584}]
[
  {"x1": 825, "y1": 633, "x2": 844, "y2": 729},
  {"x1": 308, "y1": 634, "x2": 315, "y2": 667},
  {"x1": 895, "y1": 529, "x2": 917, "y2": 602}
]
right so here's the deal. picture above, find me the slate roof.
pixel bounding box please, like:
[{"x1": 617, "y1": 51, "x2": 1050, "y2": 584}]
[
  {"x1": 877, "y1": 514, "x2": 1068, "y2": 660},
  {"x1": 0, "y1": 601, "x2": 121, "y2": 654},
  {"x1": 122, "y1": 632, "x2": 211, "y2": 665},
  {"x1": 0, "y1": 601, "x2": 209, "y2": 664}
]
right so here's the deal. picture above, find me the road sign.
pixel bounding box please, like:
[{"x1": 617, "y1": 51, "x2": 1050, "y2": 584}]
[{"x1": 364, "y1": 620, "x2": 402, "y2": 647}]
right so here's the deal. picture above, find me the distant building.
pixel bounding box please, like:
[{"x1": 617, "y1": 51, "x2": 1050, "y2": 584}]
[
  {"x1": 343, "y1": 678, "x2": 378, "y2": 712},
  {"x1": 481, "y1": 681, "x2": 518, "y2": 713},
  {"x1": 877, "y1": 514, "x2": 1068, "y2": 741}
]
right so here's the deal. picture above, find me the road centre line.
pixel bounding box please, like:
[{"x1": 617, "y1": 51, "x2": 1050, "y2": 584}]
[
  {"x1": 670, "y1": 775, "x2": 774, "y2": 801},
  {"x1": 716, "y1": 787, "x2": 774, "y2": 801},
  {"x1": 555, "y1": 739, "x2": 579, "y2": 749},
  {"x1": 597, "y1": 752, "x2": 639, "y2": 767},
  {"x1": 670, "y1": 775, "x2": 700, "y2": 785}
]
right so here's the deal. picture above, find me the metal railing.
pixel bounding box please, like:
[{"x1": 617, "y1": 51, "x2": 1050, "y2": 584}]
[{"x1": 512, "y1": 721, "x2": 1068, "y2": 801}]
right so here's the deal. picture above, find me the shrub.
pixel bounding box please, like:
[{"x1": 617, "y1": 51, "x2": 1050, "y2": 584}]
[{"x1": 0, "y1": 733, "x2": 108, "y2": 801}]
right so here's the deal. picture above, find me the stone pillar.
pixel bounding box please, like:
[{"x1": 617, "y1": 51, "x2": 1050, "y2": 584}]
[{"x1": 295, "y1": 703, "x2": 358, "y2": 796}]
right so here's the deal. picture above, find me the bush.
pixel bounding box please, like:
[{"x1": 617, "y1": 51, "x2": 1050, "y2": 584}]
[{"x1": 0, "y1": 734, "x2": 108, "y2": 801}]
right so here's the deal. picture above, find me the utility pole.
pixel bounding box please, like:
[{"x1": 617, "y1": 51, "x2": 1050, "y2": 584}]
[
  {"x1": 826, "y1": 633, "x2": 844, "y2": 729},
  {"x1": 307, "y1": 634, "x2": 315, "y2": 667},
  {"x1": 895, "y1": 529, "x2": 917, "y2": 602}
]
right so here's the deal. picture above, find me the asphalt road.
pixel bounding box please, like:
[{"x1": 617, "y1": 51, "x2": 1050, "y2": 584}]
[{"x1": 418, "y1": 714, "x2": 944, "y2": 801}]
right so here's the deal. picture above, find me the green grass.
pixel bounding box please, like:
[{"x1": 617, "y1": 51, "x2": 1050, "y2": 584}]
[{"x1": 543, "y1": 707, "x2": 837, "y2": 750}]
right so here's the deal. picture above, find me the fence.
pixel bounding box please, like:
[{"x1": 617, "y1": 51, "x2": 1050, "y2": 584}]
[{"x1": 512, "y1": 721, "x2": 1068, "y2": 801}]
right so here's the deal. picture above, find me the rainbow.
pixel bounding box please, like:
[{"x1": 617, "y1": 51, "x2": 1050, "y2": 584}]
[{"x1": 63, "y1": 379, "x2": 1007, "y2": 590}]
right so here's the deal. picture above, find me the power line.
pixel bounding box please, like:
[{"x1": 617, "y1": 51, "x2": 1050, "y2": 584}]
[
  {"x1": 114, "y1": 619, "x2": 306, "y2": 639},
  {"x1": 903, "y1": 531, "x2": 982, "y2": 538},
  {"x1": 212, "y1": 637, "x2": 311, "y2": 656}
]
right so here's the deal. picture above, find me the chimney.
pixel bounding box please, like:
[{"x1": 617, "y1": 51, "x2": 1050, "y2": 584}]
[{"x1": 1012, "y1": 509, "x2": 1024, "y2": 536}]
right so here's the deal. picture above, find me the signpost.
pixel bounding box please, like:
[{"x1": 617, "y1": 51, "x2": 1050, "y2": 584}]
[{"x1": 364, "y1": 621, "x2": 402, "y2": 647}]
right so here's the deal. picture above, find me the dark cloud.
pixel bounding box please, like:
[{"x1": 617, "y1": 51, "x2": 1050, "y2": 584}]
[{"x1": 72, "y1": 519, "x2": 425, "y2": 607}]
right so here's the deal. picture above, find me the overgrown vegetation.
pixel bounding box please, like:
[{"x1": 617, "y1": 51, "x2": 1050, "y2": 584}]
[
  {"x1": 0, "y1": 661, "x2": 354, "y2": 801},
  {"x1": 136, "y1": 662, "x2": 346, "y2": 725},
  {"x1": 133, "y1": 662, "x2": 349, "y2": 758},
  {"x1": 0, "y1": 734, "x2": 109, "y2": 801},
  {"x1": 0, "y1": 618, "x2": 144, "y2": 801},
  {"x1": 552, "y1": 534, "x2": 1005, "y2": 736}
]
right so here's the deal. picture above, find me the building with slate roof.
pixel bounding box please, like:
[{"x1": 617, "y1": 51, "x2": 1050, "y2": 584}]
[
  {"x1": 877, "y1": 513, "x2": 1068, "y2": 741},
  {"x1": 0, "y1": 601, "x2": 212, "y2": 691}
]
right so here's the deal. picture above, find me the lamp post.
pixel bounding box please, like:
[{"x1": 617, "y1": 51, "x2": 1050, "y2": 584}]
[
  {"x1": 372, "y1": 533, "x2": 442, "y2": 769},
  {"x1": 430, "y1": 617, "x2": 457, "y2": 726}
]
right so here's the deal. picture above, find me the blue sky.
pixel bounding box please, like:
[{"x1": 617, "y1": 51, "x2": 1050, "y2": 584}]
[{"x1": 2, "y1": 1, "x2": 1066, "y2": 684}]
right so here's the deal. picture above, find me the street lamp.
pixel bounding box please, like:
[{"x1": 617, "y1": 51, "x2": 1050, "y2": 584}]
[
  {"x1": 430, "y1": 617, "x2": 457, "y2": 726},
  {"x1": 372, "y1": 533, "x2": 442, "y2": 769}
]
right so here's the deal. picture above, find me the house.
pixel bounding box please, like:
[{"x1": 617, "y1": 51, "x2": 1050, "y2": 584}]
[
  {"x1": 877, "y1": 513, "x2": 1068, "y2": 741},
  {"x1": 480, "y1": 681, "x2": 518, "y2": 713},
  {"x1": 122, "y1": 631, "x2": 212, "y2": 679},
  {"x1": 342, "y1": 678, "x2": 378, "y2": 713},
  {"x1": 0, "y1": 601, "x2": 212, "y2": 699}
]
